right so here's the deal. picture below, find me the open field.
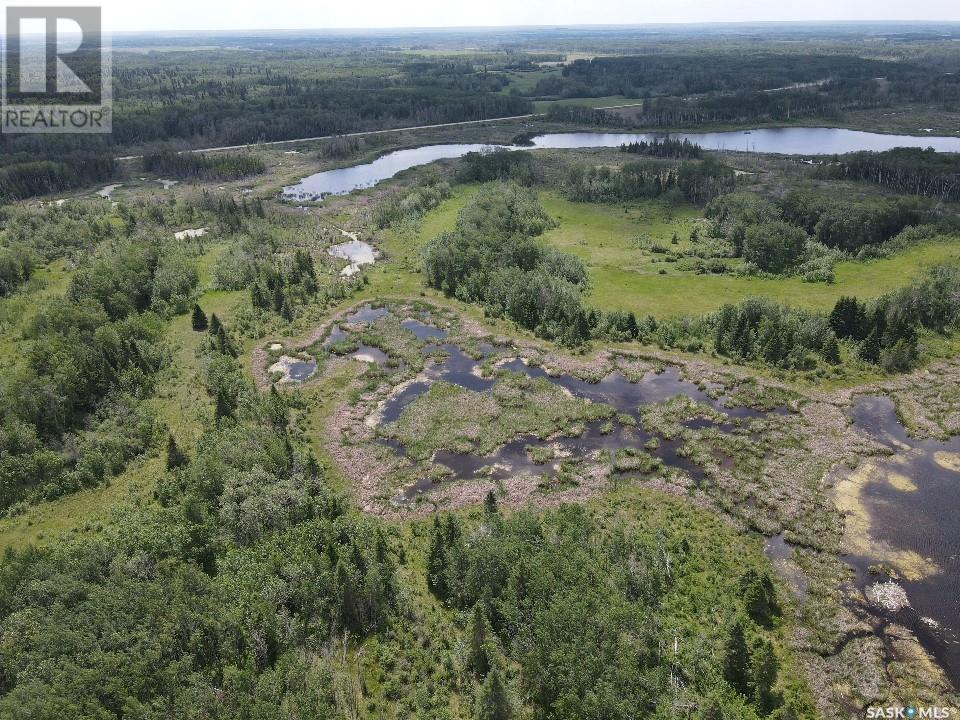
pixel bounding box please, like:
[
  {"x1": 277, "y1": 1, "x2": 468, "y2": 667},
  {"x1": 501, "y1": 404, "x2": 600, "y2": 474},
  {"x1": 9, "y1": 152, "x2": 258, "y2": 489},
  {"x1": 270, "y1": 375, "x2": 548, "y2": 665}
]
[{"x1": 388, "y1": 185, "x2": 960, "y2": 317}]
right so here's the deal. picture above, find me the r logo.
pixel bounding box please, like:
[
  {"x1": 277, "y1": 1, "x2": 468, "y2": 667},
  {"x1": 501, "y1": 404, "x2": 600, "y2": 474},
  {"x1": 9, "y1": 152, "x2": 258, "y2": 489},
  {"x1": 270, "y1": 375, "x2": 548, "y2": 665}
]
[{"x1": 2, "y1": 6, "x2": 111, "y2": 133}]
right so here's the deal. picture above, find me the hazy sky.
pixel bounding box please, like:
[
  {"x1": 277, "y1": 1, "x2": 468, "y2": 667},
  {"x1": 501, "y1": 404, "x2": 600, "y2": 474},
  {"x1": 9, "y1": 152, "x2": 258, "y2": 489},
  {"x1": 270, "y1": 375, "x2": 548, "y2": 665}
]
[{"x1": 4, "y1": 0, "x2": 960, "y2": 32}]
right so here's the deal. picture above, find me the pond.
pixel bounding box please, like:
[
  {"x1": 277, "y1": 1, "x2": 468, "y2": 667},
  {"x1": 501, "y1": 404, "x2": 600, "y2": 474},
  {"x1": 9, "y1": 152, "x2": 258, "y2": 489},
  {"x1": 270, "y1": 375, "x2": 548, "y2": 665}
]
[
  {"x1": 281, "y1": 128, "x2": 960, "y2": 201},
  {"x1": 372, "y1": 338, "x2": 776, "y2": 504},
  {"x1": 328, "y1": 238, "x2": 377, "y2": 276},
  {"x1": 845, "y1": 396, "x2": 960, "y2": 685}
]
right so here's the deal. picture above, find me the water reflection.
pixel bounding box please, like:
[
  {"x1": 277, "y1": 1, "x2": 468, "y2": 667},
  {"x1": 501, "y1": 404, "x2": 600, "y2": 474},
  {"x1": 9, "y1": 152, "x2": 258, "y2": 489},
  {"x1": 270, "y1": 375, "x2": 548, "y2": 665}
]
[
  {"x1": 282, "y1": 129, "x2": 960, "y2": 201},
  {"x1": 846, "y1": 397, "x2": 960, "y2": 685}
]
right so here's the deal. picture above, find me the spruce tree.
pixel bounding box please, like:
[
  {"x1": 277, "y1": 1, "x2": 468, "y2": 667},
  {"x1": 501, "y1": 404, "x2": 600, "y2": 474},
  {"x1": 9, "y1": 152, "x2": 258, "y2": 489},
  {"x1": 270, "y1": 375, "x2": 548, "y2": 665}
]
[
  {"x1": 166, "y1": 433, "x2": 188, "y2": 469},
  {"x1": 750, "y1": 638, "x2": 780, "y2": 714},
  {"x1": 251, "y1": 283, "x2": 268, "y2": 310},
  {"x1": 722, "y1": 617, "x2": 752, "y2": 697},
  {"x1": 427, "y1": 517, "x2": 448, "y2": 599},
  {"x1": 215, "y1": 388, "x2": 234, "y2": 420},
  {"x1": 191, "y1": 303, "x2": 208, "y2": 331},
  {"x1": 476, "y1": 664, "x2": 512, "y2": 720},
  {"x1": 209, "y1": 313, "x2": 222, "y2": 337},
  {"x1": 280, "y1": 296, "x2": 295, "y2": 322},
  {"x1": 823, "y1": 332, "x2": 841, "y2": 365},
  {"x1": 741, "y1": 569, "x2": 779, "y2": 627},
  {"x1": 484, "y1": 490, "x2": 498, "y2": 517},
  {"x1": 858, "y1": 327, "x2": 882, "y2": 364},
  {"x1": 468, "y1": 604, "x2": 491, "y2": 676}
]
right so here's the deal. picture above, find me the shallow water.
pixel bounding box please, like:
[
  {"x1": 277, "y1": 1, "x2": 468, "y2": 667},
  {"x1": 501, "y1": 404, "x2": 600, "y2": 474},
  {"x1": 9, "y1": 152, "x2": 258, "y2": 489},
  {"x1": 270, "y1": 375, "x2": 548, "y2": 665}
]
[
  {"x1": 286, "y1": 360, "x2": 317, "y2": 381},
  {"x1": 374, "y1": 341, "x2": 774, "y2": 504},
  {"x1": 847, "y1": 397, "x2": 960, "y2": 685},
  {"x1": 97, "y1": 183, "x2": 122, "y2": 198},
  {"x1": 345, "y1": 305, "x2": 390, "y2": 325},
  {"x1": 281, "y1": 128, "x2": 960, "y2": 201},
  {"x1": 350, "y1": 344, "x2": 390, "y2": 365},
  {"x1": 328, "y1": 239, "x2": 377, "y2": 276},
  {"x1": 401, "y1": 318, "x2": 448, "y2": 341}
]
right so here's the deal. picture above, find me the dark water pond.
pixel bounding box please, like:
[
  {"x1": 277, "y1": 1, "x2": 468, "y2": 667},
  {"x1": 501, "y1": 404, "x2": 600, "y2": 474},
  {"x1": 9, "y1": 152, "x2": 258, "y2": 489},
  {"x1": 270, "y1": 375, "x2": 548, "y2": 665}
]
[
  {"x1": 847, "y1": 396, "x2": 960, "y2": 686},
  {"x1": 375, "y1": 341, "x2": 775, "y2": 503},
  {"x1": 281, "y1": 128, "x2": 960, "y2": 200}
]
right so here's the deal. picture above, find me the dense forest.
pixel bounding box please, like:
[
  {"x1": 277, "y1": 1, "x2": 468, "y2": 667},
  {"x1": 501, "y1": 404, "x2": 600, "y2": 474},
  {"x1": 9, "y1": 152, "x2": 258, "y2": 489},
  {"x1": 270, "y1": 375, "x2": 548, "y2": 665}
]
[
  {"x1": 563, "y1": 156, "x2": 737, "y2": 204},
  {"x1": 819, "y1": 147, "x2": 960, "y2": 202},
  {"x1": 142, "y1": 151, "x2": 266, "y2": 181},
  {"x1": 535, "y1": 53, "x2": 960, "y2": 127}
]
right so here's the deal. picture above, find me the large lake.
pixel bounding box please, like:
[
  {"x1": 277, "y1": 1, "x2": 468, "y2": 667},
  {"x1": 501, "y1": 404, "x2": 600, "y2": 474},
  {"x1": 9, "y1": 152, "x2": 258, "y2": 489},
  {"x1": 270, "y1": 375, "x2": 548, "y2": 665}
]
[{"x1": 282, "y1": 127, "x2": 960, "y2": 201}]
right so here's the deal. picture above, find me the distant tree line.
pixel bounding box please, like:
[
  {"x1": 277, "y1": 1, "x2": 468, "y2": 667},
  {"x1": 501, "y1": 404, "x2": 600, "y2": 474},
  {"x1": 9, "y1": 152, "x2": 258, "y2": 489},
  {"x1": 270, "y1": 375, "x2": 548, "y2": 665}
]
[
  {"x1": 0, "y1": 153, "x2": 116, "y2": 202},
  {"x1": 563, "y1": 156, "x2": 737, "y2": 205},
  {"x1": 818, "y1": 147, "x2": 960, "y2": 202},
  {"x1": 455, "y1": 149, "x2": 537, "y2": 185},
  {"x1": 534, "y1": 53, "x2": 891, "y2": 99},
  {"x1": 142, "y1": 151, "x2": 266, "y2": 181},
  {"x1": 621, "y1": 137, "x2": 704, "y2": 159},
  {"x1": 532, "y1": 53, "x2": 960, "y2": 128}
]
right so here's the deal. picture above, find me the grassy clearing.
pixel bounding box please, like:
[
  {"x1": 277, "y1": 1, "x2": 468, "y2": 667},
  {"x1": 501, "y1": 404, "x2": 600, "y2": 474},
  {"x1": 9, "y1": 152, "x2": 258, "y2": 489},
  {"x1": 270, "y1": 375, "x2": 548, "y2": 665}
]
[
  {"x1": 587, "y1": 240, "x2": 960, "y2": 317},
  {"x1": 532, "y1": 95, "x2": 647, "y2": 112},
  {"x1": 394, "y1": 185, "x2": 960, "y2": 318}
]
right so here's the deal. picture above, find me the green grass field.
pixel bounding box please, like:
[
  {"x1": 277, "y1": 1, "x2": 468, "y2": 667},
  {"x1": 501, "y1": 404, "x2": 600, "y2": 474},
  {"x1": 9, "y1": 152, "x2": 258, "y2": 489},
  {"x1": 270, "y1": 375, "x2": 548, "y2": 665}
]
[
  {"x1": 532, "y1": 95, "x2": 647, "y2": 113},
  {"x1": 393, "y1": 185, "x2": 960, "y2": 318}
]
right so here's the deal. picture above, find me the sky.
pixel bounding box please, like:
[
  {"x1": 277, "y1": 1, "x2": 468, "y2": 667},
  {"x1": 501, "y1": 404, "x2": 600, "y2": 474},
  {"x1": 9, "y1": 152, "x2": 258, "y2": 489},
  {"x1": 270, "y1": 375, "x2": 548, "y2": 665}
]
[{"x1": 3, "y1": 0, "x2": 960, "y2": 33}]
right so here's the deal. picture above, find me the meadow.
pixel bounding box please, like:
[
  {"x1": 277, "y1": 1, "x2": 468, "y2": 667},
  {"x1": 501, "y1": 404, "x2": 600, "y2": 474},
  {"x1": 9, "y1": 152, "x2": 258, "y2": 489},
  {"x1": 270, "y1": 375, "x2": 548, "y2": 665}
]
[{"x1": 387, "y1": 184, "x2": 960, "y2": 318}]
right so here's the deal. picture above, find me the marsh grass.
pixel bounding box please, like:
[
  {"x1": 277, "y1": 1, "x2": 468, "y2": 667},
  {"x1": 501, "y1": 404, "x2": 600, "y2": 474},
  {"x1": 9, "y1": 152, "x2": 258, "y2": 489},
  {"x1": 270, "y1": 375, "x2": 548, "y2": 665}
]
[{"x1": 380, "y1": 373, "x2": 615, "y2": 460}]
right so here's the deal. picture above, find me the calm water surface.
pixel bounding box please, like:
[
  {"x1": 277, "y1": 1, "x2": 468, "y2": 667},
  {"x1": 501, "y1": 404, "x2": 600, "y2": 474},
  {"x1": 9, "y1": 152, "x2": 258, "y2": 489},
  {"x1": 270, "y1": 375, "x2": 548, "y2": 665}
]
[
  {"x1": 847, "y1": 397, "x2": 960, "y2": 686},
  {"x1": 282, "y1": 128, "x2": 960, "y2": 201}
]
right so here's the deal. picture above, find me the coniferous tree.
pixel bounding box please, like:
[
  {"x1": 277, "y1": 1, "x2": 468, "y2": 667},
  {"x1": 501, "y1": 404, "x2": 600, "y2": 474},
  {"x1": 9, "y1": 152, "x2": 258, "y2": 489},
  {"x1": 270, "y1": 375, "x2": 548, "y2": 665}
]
[
  {"x1": 476, "y1": 664, "x2": 513, "y2": 720},
  {"x1": 209, "y1": 313, "x2": 223, "y2": 337},
  {"x1": 823, "y1": 332, "x2": 841, "y2": 365},
  {"x1": 750, "y1": 638, "x2": 780, "y2": 714},
  {"x1": 740, "y1": 569, "x2": 780, "y2": 627},
  {"x1": 251, "y1": 283, "x2": 268, "y2": 310},
  {"x1": 484, "y1": 490, "x2": 498, "y2": 517},
  {"x1": 859, "y1": 327, "x2": 882, "y2": 364},
  {"x1": 191, "y1": 303, "x2": 208, "y2": 331},
  {"x1": 215, "y1": 387, "x2": 234, "y2": 420},
  {"x1": 468, "y1": 604, "x2": 491, "y2": 676},
  {"x1": 280, "y1": 297, "x2": 295, "y2": 322},
  {"x1": 427, "y1": 517, "x2": 449, "y2": 599},
  {"x1": 723, "y1": 617, "x2": 752, "y2": 697},
  {"x1": 166, "y1": 433, "x2": 188, "y2": 469}
]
